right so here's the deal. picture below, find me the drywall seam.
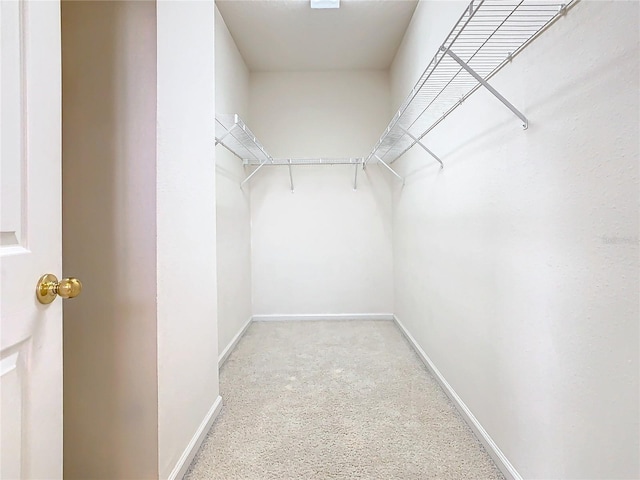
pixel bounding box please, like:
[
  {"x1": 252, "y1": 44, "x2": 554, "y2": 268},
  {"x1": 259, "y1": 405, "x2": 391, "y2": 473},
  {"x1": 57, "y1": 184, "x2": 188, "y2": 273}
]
[
  {"x1": 393, "y1": 315, "x2": 522, "y2": 480},
  {"x1": 252, "y1": 313, "x2": 394, "y2": 322},
  {"x1": 218, "y1": 317, "x2": 253, "y2": 368},
  {"x1": 167, "y1": 396, "x2": 223, "y2": 480}
]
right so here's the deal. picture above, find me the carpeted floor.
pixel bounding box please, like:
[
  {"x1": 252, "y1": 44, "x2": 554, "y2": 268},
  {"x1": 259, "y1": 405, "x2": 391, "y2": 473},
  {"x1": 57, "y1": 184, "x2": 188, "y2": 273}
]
[{"x1": 185, "y1": 320, "x2": 504, "y2": 480}]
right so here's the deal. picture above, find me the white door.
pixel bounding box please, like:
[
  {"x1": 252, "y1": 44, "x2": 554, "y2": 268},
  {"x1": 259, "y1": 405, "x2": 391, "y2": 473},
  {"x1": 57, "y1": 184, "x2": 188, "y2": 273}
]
[{"x1": 1, "y1": 1, "x2": 64, "y2": 478}]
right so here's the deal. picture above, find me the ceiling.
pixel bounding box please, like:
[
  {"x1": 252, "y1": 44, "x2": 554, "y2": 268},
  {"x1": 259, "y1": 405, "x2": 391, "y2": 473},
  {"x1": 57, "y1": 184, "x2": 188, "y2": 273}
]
[{"x1": 216, "y1": 0, "x2": 419, "y2": 72}]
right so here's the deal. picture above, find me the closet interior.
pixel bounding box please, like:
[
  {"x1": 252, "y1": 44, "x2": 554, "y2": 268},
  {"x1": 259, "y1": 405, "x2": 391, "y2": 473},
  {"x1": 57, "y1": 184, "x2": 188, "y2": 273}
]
[{"x1": 214, "y1": 0, "x2": 639, "y2": 479}]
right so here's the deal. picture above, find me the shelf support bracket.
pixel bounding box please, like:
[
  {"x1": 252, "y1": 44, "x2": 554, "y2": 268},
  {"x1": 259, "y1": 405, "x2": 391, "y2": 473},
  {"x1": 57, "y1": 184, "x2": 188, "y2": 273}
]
[
  {"x1": 375, "y1": 155, "x2": 404, "y2": 185},
  {"x1": 288, "y1": 159, "x2": 294, "y2": 193},
  {"x1": 240, "y1": 161, "x2": 267, "y2": 189},
  {"x1": 443, "y1": 48, "x2": 529, "y2": 129},
  {"x1": 353, "y1": 162, "x2": 359, "y2": 190},
  {"x1": 400, "y1": 127, "x2": 444, "y2": 169}
]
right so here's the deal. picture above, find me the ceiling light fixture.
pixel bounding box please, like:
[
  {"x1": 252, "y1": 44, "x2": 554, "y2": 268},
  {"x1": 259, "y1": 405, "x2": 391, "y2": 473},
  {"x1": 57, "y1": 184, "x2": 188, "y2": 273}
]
[{"x1": 310, "y1": 0, "x2": 340, "y2": 9}]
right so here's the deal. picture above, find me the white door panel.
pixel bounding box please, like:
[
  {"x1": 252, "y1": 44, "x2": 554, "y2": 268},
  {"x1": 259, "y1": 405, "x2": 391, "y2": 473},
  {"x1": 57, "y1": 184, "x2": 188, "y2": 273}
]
[{"x1": 1, "y1": 1, "x2": 62, "y2": 478}]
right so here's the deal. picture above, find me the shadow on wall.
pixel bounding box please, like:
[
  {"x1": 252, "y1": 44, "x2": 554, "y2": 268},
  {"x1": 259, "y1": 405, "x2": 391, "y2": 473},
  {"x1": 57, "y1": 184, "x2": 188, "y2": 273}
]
[{"x1": 62, "y1": 1, "x2": 158, "y2": 478}]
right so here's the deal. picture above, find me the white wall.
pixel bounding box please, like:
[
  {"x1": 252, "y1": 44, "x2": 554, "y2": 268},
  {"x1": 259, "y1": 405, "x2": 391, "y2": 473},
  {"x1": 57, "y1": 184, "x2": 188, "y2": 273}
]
[
  {"x1": 64, "y1": 3, "x2": 220, "y2": 478},
  {"x1": 157, "y1": 2, "x2": 219, "y2": 478},
  {"x1": 215, "y1": 7, "x2": 253, "y2": 359},
  {"x1": 62, "y1": 2, "x2": 159, "y2": 478},
  {"x1": 390, "y1": 1, "x2": 639, "y2": 479},
  {"x1": 249, "y1": 71, "x2": 394, "y2": 316}
]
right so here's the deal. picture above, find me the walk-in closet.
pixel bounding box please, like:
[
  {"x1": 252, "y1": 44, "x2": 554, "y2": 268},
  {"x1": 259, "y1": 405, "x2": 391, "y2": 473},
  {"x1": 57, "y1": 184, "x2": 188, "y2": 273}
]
[
  {"x1": 211, "y1": 1, "x2": 639, "y2": 479},
  {"x1": 52, "y1": 1, "x2": 638, "y2": 478}
]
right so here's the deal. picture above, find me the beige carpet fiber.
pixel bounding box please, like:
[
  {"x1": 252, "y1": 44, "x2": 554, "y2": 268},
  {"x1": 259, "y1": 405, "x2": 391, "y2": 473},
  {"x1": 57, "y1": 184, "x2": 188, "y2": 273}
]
[{"x1": 185, "y1": 320, "x2": 504, "y2": 479}]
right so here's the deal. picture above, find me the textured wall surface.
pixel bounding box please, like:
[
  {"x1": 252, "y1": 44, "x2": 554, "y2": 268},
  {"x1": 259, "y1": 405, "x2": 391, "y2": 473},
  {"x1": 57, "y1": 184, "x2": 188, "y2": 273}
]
[
  {"x1": 157, "y1": 2, "x2": 219, "y2": 478},
  {"x1": 215, "y1": 7, "x2": 253, "y2": 360},
  {"x1": 391, "y1": 1, "x2": 639, "y2": 478},
  {"x1": 249, "y1": 71, "x2": 394, "y2": 316}
]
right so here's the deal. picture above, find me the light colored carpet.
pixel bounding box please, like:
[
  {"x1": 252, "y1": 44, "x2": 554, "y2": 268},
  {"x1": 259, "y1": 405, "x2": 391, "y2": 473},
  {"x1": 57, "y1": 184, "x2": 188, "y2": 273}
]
[{"x1": 185, "y1": 320, "x2": 504, "y2": 480}]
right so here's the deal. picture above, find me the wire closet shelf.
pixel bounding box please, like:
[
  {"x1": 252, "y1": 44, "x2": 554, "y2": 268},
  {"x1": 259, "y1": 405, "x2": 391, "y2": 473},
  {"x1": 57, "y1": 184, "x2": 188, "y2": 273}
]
[
  {"x1": 215, "y1": 114, "x2": 363, "y2": 190},
  {"x1": 216, "y1": 114, "x2": 362, "y2": 167},
  {"x1": 215, "y1": 114, "x2": 273, "y2": 166},
  {"x1": 215, "y1": 0, "x2": 574, "y2": 188},
  {"x1": 365, "y1": 0, "x2": 574, "y2": 171}
]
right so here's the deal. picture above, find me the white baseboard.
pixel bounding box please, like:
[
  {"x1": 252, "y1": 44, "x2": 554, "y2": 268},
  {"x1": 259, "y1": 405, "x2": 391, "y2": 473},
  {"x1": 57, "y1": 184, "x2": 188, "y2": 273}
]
[
  {"x1": 393, "y1": 315, "x2": 522, "y2": 480},
  {"x1": 252, "y1": 313, "x2": 394, "y2": 322},
  {"x1": 218, "y1": 316, "x2": 253, "y2": 368},
  {"x1": 168, "y1": 395, "x2": 223, "y2": 480}
]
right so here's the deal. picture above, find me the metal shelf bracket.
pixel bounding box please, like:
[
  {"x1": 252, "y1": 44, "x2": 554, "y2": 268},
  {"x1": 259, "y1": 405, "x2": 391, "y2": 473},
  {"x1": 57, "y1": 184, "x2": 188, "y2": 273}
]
[
  {"x1": 400, "y1": 127, "x2": 444, "y2": 169},
  {"x1": 288, "y1": 159, "x2": 294, "y2": 193},
  {"x1": 240, "y1": 161, "x2": 267, "y2": 189},
  {"x1": 375, "y1": 155, "x2": 405, "y2": 186},
  {"x1": 353, "y1": 163, "x2": 359, "y2": 190},
  {"x1": 443, "y1": 48, "x2": 529, "y2": 130}
]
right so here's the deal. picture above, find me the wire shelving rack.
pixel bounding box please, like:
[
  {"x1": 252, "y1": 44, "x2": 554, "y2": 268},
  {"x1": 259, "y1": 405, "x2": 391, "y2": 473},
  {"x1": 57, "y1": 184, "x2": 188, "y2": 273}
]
[
  {"x1": 243, "y1": 157, "x2": 363, "y2": 166},
  {"x1": 215, "y1": 114, "x2": 273, "y2": 166},
  {"x1": 216, "y1": 0, "x2": 575, "y2": 188},
  {"x1": 365, "y1": 0, "x2": 575, "y2": 179},
  {"x1": 215, "y1": 114, "x2": 364, "y2": 190}
]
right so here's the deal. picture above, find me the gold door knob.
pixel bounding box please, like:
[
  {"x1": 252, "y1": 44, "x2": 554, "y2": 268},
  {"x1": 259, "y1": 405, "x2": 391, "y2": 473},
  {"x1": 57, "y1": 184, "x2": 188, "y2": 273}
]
[{"x1": 36, "y1": 274, "x2": 82, "y2": 304}]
